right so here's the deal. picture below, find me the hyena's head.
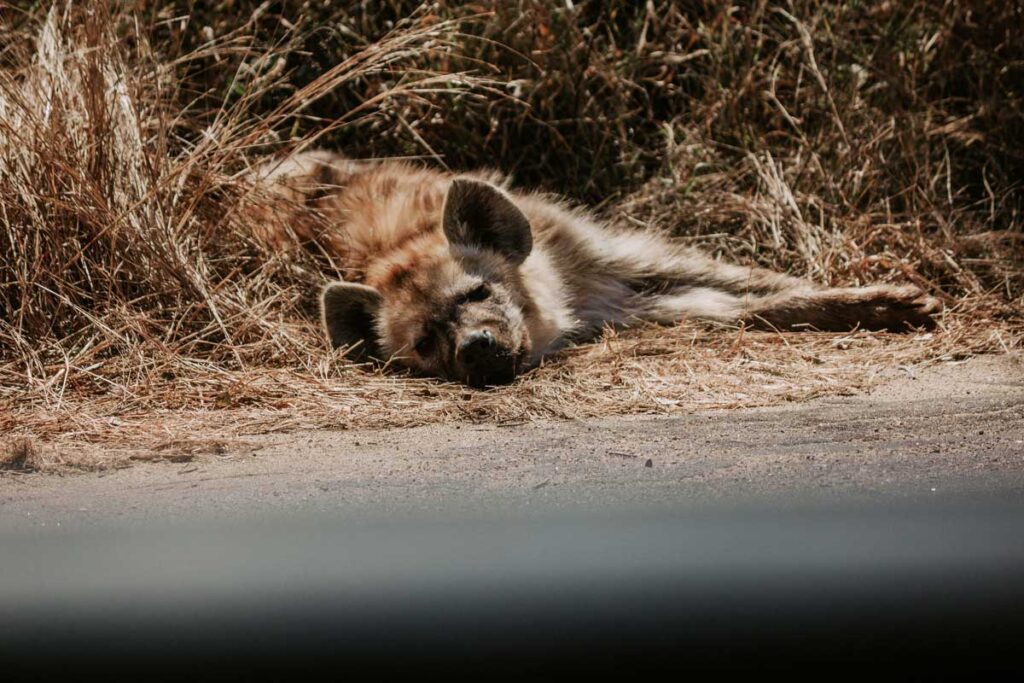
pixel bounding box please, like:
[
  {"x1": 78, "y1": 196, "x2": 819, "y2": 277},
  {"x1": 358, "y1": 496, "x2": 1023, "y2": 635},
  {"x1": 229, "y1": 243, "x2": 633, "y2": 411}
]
[{"x1": 321, "y1": 178, "x2": 535, "y2": 388}]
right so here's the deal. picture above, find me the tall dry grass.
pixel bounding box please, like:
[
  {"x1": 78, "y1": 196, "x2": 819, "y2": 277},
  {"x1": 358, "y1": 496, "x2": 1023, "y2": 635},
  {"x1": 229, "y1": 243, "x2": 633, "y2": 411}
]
[
  {"x1": 1, "y1": 1, "x2": 1021, "y2": 469},
  {"x1": 0, "y1": 2, "x2": 482, "y2": 399}
]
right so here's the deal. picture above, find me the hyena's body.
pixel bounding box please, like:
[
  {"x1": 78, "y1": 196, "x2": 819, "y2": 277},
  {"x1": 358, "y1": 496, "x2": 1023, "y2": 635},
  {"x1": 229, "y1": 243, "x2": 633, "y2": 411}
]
[{"x1": 258, "y1": 151, "x2": 940, "y2": 387}]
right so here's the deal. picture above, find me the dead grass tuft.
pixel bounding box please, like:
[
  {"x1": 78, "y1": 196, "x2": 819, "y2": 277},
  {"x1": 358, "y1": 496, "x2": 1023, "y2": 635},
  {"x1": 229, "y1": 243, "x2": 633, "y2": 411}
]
[
  {"x1": 1, "y1": 436, "x2": 43, "y2": 473},
  {"x1": 1, "y1": 2, "x2": 1021, "y2": 471}
]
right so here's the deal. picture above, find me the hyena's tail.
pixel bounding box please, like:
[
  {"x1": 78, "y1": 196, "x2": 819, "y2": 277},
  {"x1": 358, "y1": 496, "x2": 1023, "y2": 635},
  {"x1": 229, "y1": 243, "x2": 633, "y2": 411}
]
[
  {"x1": 251, "y1": 150, "x2": 366, "y2": 200},
  {"x1": 244, "y1": 150, "x2": 365, "y2": 251}
]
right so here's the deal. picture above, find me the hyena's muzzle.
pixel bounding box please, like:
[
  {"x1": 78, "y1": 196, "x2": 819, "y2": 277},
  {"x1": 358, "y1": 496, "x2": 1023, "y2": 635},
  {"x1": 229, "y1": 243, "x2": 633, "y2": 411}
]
[
  {"x1": 444, "y1": 280, "x2": 526, "y2": 388},
  {"x1": 453, "y1": 325, "x2": 521, "y2": 388}
]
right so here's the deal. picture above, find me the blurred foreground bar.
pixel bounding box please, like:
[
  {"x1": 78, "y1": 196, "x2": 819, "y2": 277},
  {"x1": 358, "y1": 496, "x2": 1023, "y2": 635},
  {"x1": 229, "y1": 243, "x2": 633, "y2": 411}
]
[{"x1": 2, "y1": 496, "x2": 1023, "y2": 677}]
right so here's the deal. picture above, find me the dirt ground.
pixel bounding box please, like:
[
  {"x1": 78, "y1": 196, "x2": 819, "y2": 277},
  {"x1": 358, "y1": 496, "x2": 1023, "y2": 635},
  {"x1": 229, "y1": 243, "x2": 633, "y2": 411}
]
[{"x1": 2, "y1": 353, "x2": 1022, "y2": 530}]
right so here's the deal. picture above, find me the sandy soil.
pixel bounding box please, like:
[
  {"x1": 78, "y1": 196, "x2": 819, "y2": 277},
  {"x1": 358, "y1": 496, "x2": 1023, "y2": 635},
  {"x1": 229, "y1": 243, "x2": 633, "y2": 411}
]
[{"x1": 1, "y1": 353, "x2": 1022, "y2": 530}]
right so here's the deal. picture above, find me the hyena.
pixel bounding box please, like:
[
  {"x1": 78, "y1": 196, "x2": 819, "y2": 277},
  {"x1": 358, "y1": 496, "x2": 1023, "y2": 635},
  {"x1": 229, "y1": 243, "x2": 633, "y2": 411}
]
[{"x1": 256, "y1": 151, "x2": 941, "y2": 388}]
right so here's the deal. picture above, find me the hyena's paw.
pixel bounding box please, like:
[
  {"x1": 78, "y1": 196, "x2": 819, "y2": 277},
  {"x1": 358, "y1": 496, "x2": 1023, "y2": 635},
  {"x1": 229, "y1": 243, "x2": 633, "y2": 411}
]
[{"x1": 861, "y1": 285, "x2": 942, "y2": 331}]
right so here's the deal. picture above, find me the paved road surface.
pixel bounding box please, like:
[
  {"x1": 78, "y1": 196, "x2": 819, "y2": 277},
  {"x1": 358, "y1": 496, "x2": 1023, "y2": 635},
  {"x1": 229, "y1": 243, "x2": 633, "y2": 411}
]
[{"x1": 2, "y1": 355, "x2": 1022, "y2": 530}]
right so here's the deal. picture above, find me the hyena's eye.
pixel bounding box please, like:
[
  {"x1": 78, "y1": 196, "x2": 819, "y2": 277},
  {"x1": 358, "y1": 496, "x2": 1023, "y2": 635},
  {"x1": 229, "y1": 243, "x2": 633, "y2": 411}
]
[
  {"x1": 462, "y1": 283, "x2": 491, "y2": 303},
  {"x1": 414, "y1": 335, "x2": 435, "y2": 356}
]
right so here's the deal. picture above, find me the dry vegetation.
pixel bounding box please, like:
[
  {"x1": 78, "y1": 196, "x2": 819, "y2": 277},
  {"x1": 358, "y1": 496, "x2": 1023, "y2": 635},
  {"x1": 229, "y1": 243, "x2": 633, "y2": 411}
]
[{"x1": 1, "y1": 1, "x2": 1021, "y2": 471}]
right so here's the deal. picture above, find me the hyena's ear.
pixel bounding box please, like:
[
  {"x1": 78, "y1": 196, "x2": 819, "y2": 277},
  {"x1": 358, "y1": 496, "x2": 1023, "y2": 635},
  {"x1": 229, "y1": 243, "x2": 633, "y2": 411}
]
[
  {"x1": 321, "y1": 281, "x2": 383, "y2": 360},
  {"x1": 442, "y1": 178, "x2": 532, "y2": 265}
]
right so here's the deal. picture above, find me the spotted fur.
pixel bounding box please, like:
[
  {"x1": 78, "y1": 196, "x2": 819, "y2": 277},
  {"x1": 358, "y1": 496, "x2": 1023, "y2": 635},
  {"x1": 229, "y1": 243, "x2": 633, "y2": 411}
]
[{"x1": 255, "y1": 151, "x2": 942, "y2": 387}]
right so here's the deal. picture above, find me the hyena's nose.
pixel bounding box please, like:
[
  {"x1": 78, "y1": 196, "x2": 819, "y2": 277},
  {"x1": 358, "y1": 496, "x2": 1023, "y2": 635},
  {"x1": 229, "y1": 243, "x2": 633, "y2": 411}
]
[{"x1": 458, "y1": 330, "x2": 498, "y2": 371}]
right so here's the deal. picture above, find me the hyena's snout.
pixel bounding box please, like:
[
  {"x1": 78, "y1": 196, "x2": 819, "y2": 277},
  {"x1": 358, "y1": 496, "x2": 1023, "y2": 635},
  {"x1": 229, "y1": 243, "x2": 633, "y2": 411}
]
[{"x1": 456, "y1": 329, "x2": 518, "y2": 388}]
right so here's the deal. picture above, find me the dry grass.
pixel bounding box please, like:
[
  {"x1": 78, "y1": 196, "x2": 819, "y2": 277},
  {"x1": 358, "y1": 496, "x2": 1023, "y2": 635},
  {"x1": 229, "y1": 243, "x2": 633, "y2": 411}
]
[
  {"x1": 3, "y1": 312, "x2": 1017, "y2": 472},
  {"x1": 1, "y1": 435, "x2": 43, "y2": 472},
  {"x1": 1, "y1": 2, "x2": 1021, "y2": 472}
]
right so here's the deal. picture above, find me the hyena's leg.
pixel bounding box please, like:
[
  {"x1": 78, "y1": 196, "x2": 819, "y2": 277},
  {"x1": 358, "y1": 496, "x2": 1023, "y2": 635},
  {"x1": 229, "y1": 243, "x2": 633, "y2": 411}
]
[
  {"x1": 586, "y1": 226, "x2": 813, "y2": 297},
  {"x1": 593, "y1": 228, "x2": 941, "y2": 330},
  {"x1": 652, "y1": 246, "x2": 813, "y2": 297},
  {"x1": 640, "y1": 284, "x2": 941, "y2": 331},
  {"x1": 743, "y1": 284, "x2": 942, "y2": 331}
]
